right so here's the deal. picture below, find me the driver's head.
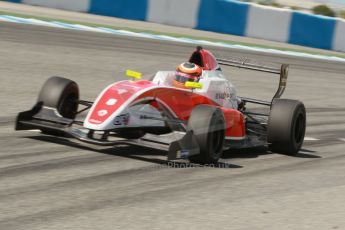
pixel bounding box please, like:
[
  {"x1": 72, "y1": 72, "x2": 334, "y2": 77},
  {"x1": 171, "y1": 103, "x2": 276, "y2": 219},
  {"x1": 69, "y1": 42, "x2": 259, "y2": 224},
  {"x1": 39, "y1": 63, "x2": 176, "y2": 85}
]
[{"x1": 173, "y1": 62, "x2": 202, "y2": 89}]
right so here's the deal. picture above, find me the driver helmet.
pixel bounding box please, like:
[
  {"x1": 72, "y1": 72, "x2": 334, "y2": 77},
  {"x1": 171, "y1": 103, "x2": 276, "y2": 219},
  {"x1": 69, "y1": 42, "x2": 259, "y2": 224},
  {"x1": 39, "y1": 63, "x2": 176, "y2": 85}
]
[{"x1": 173, "y1": 62, "x2": 202, "y2": 89}]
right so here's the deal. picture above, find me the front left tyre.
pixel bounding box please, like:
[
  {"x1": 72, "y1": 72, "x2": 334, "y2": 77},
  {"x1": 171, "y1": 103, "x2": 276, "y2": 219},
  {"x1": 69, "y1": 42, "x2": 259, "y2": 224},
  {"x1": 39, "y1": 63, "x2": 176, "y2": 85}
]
[{"x1": 37, "y1": 76, "x2": 79, "y2": 135}]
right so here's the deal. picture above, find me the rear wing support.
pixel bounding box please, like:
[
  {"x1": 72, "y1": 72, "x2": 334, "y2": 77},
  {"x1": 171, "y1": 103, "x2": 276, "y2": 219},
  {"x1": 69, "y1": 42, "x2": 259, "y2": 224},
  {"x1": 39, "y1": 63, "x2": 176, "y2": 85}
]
[{"x1": 217, "y1": 58, "x2": 289, "y2": 105}]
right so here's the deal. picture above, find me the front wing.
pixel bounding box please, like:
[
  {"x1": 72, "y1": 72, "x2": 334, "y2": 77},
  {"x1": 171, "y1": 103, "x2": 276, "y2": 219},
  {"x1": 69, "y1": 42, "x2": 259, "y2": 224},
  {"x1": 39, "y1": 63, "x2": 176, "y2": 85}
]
[{"x1": 15, "y1": 102, "x2": 200, "y2": 160}]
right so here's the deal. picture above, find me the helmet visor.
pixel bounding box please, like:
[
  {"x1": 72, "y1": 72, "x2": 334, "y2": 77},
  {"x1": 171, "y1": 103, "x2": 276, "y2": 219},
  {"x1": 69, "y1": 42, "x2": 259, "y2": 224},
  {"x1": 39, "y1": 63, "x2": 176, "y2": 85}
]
[{"x1": 175, "y1": 73, "x2": 196, "y2": 83}]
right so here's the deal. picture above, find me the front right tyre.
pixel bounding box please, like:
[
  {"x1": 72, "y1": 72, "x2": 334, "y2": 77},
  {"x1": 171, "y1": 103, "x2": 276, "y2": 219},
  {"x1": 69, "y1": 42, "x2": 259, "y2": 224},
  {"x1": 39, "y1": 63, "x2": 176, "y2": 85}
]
[{"x1": 187, "y1": 105, "x2": 225, "y2": 164}]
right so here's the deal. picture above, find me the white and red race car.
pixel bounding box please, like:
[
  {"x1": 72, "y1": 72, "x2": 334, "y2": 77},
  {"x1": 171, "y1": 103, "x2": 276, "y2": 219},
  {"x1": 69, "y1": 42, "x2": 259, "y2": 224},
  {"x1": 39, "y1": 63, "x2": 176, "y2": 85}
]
[{"x1": 16, "y1": 47, "x2": 306, "y2": 164}]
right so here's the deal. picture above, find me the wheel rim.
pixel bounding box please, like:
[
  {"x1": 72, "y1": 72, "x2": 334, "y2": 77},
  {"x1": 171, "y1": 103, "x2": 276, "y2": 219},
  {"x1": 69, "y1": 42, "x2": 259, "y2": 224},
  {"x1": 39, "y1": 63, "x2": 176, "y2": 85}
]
[
  {"x1": 209, "y1": 116, "x2": 224, "y2": 158},
  {"x1": 59, "y1": 93, "x2": 78, "y2": 118},
  {"x1": 212, "y1": 129, "x2": 223, "y2": 153},
  {"x1": 294, "y1": 113, "x2": 305, "y2": 145}
]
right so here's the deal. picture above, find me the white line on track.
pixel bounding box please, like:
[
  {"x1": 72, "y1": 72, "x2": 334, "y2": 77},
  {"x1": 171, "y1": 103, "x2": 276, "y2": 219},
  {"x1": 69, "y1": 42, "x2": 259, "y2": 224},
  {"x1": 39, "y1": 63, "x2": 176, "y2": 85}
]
[
  {"x1": 27, "y1": 129, "x2": 41, "y2": 132},
  {"x1": 304, "y1": 137, "x2": 320, "y2": 141}
]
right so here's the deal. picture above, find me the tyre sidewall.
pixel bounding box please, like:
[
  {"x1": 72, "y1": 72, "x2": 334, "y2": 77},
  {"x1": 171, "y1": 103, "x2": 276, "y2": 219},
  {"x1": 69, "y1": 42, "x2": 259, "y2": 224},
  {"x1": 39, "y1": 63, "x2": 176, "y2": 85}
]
[
  {"x1": 38, "y1": 76, "x2": 79, "y2": 119},
  {"x1": 268, "y1": 99, "x2": 306, "y2": 154},
  {"x1": 188, "y1": 105, "x2": 225, "y2": 164}
]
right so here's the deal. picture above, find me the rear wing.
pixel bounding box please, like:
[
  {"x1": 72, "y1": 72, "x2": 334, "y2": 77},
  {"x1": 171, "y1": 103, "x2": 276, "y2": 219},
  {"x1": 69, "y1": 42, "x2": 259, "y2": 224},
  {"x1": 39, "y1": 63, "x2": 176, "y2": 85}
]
[{"x1": 216, "y1": 58, "x2": 289, "y2": 106}]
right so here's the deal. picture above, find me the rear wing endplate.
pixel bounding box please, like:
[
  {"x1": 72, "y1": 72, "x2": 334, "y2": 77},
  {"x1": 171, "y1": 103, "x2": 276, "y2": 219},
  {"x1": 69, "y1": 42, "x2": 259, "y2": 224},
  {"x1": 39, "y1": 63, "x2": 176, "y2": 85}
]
[{"x1": 217, "y1": 58, "x2": 289, "y2": 105}]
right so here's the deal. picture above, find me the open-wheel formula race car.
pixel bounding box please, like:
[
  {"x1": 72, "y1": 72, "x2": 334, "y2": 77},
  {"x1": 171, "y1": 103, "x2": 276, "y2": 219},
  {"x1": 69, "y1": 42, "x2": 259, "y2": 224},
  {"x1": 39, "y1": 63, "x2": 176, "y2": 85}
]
[{"x1": 15, "y1": 46, "x2": 306, "y2": 164}]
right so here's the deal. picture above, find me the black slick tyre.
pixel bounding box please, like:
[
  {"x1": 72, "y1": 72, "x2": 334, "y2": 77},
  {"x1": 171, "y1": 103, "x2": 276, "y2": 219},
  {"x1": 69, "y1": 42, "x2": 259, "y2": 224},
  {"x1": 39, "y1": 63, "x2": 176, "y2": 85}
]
[
  {"x1": 187, "y1": 105, "x2": 225, "y2": 164},
  {"x1": 267, "y1": 99, "x2": 306, "y2": 155},
  {"x1": 37, "y1": 76, "x2": 79, "y2": 135}
]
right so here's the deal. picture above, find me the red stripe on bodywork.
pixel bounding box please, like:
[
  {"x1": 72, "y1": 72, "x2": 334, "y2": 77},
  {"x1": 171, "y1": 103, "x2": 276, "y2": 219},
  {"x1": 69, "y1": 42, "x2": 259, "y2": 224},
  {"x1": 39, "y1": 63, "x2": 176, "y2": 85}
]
[
  {"x1": 88, "y1": 80, "x2": 155, "y2": 124},
  {"x1": 221, "y1": 108, "x2": 246, "y2": 138},
  {"x1": 136, "y1": 87, "x2": 217, "y2": 121},
  {"x1": 88, "y1": 80, "x2": 245, "y2": 140},
  {"x1": 88, "y1": 80, "x2": 219, "y2": 124}
]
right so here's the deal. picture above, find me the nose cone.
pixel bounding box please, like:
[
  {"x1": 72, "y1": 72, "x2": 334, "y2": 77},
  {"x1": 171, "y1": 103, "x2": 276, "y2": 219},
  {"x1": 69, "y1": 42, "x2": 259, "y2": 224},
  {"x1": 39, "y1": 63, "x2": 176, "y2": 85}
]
[{"x1": 83, "y1": 80, "x2": 156, "y2": 130}]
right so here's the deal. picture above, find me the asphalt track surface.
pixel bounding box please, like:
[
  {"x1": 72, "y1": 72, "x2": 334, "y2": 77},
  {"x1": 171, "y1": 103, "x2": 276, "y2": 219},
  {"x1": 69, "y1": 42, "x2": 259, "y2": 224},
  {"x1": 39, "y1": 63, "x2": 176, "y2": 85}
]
[{"x1": 1, "y1": 21, "x2": 345, "y2": 230}]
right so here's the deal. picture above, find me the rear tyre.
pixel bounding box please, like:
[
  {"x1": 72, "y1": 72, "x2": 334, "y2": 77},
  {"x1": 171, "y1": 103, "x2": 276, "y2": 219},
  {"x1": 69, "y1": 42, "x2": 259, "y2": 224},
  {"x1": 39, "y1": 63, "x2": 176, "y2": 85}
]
[
  {"x1": 267, "y1": 99, "x2": 306, "y2": 155},
  {"x1": 37, "y1": 76, "x2": 79, "y2": 135},
  {"x1": 187, "y1": 105, "x2": 225, "y2": 164}
]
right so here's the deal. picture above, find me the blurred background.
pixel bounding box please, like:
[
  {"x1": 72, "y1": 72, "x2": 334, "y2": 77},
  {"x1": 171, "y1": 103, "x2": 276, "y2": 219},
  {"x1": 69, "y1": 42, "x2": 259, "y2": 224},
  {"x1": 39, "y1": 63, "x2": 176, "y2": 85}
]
[
  {"x1": 240, "y1": 0, "x2": 345, "y2": 18},
  {"x1": 1, "y1": 0, "x2": 344, "y2": 52}
]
